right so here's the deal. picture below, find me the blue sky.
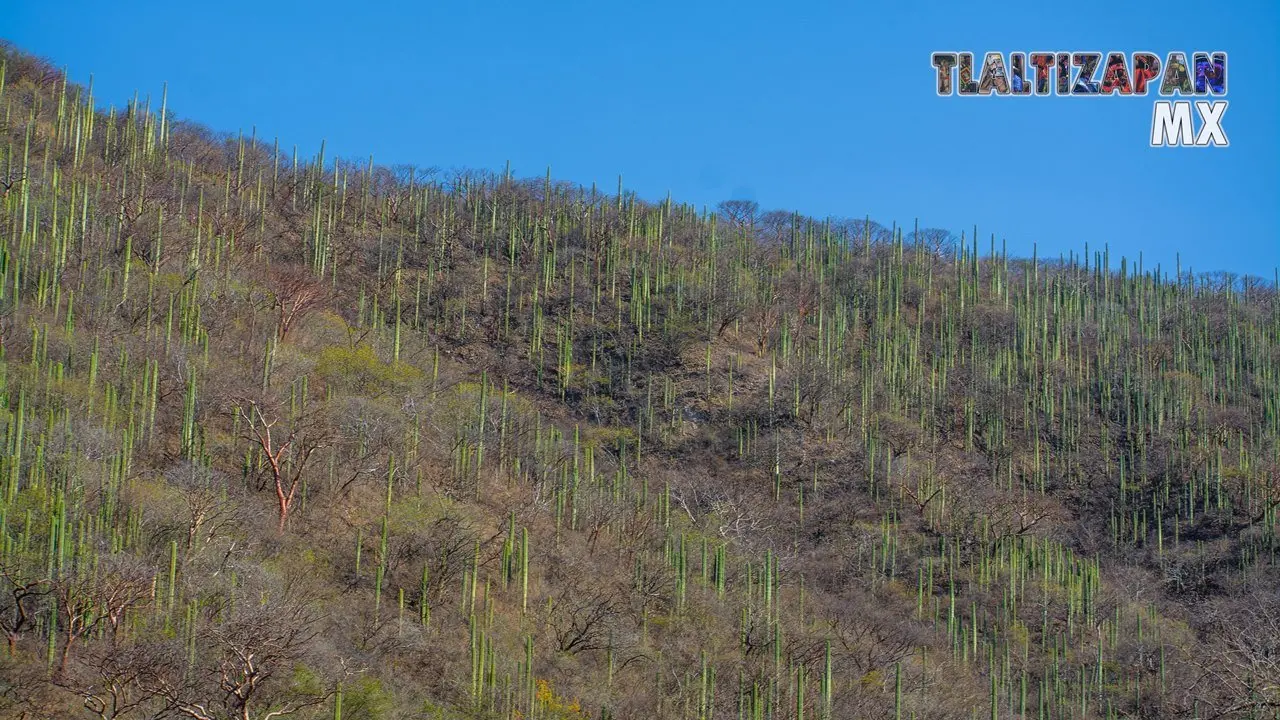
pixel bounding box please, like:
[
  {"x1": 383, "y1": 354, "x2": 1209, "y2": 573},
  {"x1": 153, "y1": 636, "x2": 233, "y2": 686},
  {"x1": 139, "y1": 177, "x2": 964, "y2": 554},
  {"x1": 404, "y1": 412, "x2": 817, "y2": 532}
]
[{"x1": 7, "y1": 0, "x2": 1277, "y2": 277}]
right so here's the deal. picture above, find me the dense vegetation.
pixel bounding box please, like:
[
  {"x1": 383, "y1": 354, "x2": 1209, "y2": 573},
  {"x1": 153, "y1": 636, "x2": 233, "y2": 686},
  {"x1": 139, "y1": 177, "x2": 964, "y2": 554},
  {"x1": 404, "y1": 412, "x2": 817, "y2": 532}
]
[{"x1": 1, "y1": 41, "x2": 1278, "y2": 719}]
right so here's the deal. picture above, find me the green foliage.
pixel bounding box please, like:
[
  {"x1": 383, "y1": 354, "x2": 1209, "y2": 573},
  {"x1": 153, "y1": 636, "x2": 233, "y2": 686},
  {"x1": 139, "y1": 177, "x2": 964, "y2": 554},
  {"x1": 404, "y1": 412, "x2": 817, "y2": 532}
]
[
  {"x1": 315, "y1": 344, "x2": 422, "y2": 395},
  {"x1": 337, "y1": 677, "x2": 392, "y2": 720}
]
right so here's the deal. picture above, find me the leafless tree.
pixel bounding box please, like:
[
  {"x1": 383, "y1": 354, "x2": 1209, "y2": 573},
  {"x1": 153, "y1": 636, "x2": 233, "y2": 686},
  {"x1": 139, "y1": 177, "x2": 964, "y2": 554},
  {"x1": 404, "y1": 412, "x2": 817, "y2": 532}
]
[
  {"x1": 59, "y1": 639, "x2": 175, "y2": 720},
  {"x1": 50, "y1": 556, "x2": 154, "y2": 675},
  {"x1": 266, "y1": 269, "x2": 326, "y2": 344},
  {"x1": 911, "y1": 227, "x2": 957, "y2": 254},
  {"x1": 717, "y1": 200, "x2": 760, "y2": 234},
  {"x1": 164, "y1": 462, "x2": 241, "y2": 555},
  {"x1": 0, "y1": 562, "x2": 48, "y2": 655},
  {"x1": 145, "y1": 590, "x2": 340, "y2": 720},
  {"x1": 236, "y1": 400, "x2": 330, "y2": 533},
  {"x1": 1179, "y1": 590, "x2": 1280, "y2": 718},
  {"x1": 549, "y1": 587, "x2": 621, "y2": 655},
  {"x1": 0, "y1": 170, "x2": 25, "y2": 198}
]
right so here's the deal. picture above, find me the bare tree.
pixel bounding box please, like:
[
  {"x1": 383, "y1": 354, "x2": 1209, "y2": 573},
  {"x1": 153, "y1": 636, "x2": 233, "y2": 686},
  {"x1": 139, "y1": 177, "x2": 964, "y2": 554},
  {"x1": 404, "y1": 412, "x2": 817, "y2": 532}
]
[
  {"x1": 549, "y1": 587, "x2": 621, "y2": 655},
  {"x1": 165, "y1": 462, "x2": 241, "y2": 555},
  {"x1": 0, "y1": 170, "x2": 25, "y2": 198},
  {"x1": 0, "y1": 562, "x2": 48, "y2": 655},
  {"x1": 911, "y1": 227, "x2": 957, "y2": 254},
  {"x1": 50, "y1": 556, "x2": 154, "y2": 676},
  {"x1": 60, "y1": 639, "x2": 175, "y2": 720},
  {"x1": 235, "y1": 400, "x2": 329, "y2": 533},
  {"x1": 266, "y1": 269, "x2": 326, "y2": 344},
  {"x1": 146, "y1": 591, "x2": 339, "y2": 720},
  {"x1": 717, "y1": 200, "x2": 760, "y2": 233},
  {"x1": 1176, "y1": 590, "x2": 1280, "y2": 718}
]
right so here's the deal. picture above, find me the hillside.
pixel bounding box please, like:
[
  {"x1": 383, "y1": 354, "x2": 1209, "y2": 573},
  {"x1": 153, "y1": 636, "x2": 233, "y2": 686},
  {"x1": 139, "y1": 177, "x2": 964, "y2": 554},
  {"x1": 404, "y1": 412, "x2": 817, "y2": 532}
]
[{"x1": 1, "y1": 41, "x2": 1278, "y2": 720}]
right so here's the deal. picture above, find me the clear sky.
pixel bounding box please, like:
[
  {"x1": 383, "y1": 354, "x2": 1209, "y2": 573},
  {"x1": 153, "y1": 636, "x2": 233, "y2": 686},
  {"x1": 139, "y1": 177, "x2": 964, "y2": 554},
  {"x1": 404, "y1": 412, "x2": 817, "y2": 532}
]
[{"x1": 7, "y1": 0, "x2": 1277, "y2": 278}]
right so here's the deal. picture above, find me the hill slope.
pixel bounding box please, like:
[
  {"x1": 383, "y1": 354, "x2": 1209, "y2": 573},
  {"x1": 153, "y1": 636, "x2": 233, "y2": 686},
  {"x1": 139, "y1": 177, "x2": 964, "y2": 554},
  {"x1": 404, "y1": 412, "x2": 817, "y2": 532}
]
[{"x1": 1, "y1": 42, "x2": 1279, "y2": 719}]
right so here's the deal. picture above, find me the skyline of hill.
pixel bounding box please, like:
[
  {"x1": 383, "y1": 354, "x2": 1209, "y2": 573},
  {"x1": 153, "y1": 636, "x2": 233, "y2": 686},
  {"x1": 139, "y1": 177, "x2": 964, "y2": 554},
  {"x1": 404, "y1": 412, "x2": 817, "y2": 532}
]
[{"x1": 1, "y1": 40, "x2": 1278, "y2": 720}]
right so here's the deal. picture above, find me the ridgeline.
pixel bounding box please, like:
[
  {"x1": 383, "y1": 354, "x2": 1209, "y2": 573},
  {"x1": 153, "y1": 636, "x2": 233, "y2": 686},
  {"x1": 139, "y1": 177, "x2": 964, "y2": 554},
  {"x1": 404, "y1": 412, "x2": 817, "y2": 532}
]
[{"x1": 1, "y1": 41, "x2": 1278, "y2": 719}]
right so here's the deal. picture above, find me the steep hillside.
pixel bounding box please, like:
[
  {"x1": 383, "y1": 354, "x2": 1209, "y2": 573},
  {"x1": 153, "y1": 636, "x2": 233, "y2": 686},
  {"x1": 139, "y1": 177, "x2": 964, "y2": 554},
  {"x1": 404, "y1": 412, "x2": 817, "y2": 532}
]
[{"x1": 1, "y1": 42, "x2": 1279, "y2": 719}]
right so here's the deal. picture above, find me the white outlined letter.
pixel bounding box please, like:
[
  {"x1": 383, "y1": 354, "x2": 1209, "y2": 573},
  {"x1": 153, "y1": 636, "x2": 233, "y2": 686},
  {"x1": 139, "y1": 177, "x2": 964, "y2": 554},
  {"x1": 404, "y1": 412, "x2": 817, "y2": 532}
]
[
  {"x1": 1194, "y1": 101, "x2": 1229, "y2": 146},
  {"x1": 1151, "y1": 101, "x2": 1193, "y2": 146}
]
